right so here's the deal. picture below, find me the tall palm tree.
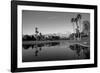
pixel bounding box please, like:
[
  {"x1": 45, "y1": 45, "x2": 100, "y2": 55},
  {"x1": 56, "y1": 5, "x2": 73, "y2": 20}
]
[
  {"x1": 74, "y1": 17, "x2": 80, "y2": 40},
  {"x1": 71, "y1": 14, "x2": 82, "y2": 40},
  {"x1": 71, "y1": 18, "x2": 75, "y2": 40},
  {"x1": 77, "y1": 14, "x2": 82, "y2": 39},
  {"x1": 75, "y1": 18, "x2": 79, "y2": 28},
  {"x1": 35, "y1": 27, "x2": 39, "y2": 41}
]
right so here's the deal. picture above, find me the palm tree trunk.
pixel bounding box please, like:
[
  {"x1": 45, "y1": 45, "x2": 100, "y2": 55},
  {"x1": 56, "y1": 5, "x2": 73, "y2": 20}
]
[
  {"x1": 73, "y1": 23, "x2": 75, "y2": 40},
  {"x1": 79, "y1": 19, "x2": 81, "y2": 40},
  {"x1": 76, "y1": 21, "x2": 79, "y2": 40}
]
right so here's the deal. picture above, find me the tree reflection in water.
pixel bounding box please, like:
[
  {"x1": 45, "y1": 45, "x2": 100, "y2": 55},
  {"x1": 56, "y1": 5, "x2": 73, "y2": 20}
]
[
  {"x1": 23, "y1": 42, "x2": 60, "y2": 56},
  {"x1": 69, "y1": 44, "x2": 90, "y2": 59}
]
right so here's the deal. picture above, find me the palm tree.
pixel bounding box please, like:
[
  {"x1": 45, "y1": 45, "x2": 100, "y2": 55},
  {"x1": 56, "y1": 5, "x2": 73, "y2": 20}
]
[
  {"x1": 74, "y1": 18, "x2": 80, "y2": 40},
  {"x1": 71, "y1": 14, "x2": 82, "y2": 40},
  {"x1": 35, "y1": 27, "x2": 39, "y2": 41},
  {"x1": 75, "y1": 18, "x2": 79, "y2": 29},
  {"x1": 71, "y1": 18, "x2": 75, "y2": 40},
  {"x1": 77, "y1": 14, "x2": 82, "y2": 39}
]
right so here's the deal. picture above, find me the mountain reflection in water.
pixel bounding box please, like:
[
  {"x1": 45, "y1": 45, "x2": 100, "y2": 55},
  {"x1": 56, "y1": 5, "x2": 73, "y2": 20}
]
[
  {"x1": 23, "y1": 42, "x2": 60, "y2": 49},
  {"x1": 23, "y1": 42, "x2": 60, "y2": 57},
  {"x1": 22, "y1": 42, "x2": 90, "y2": 62}
]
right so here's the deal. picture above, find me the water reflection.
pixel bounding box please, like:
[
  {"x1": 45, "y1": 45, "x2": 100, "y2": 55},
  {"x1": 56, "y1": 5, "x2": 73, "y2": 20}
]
[
  {"x1": 22, "y1": 42, "x2": 90, "y2": 62},
  {"x1": 23, "y1": 42, "x2": 60, "y2": 57},
  {"x1": 23, "y1": 42, "x2": 60, "y2": 49},
  {"x1": 69, "y1": 44, "x2": 90, "y2": 59},
  {"x1": 23, "y1": 44, "x2": 31, "y2": 49}
]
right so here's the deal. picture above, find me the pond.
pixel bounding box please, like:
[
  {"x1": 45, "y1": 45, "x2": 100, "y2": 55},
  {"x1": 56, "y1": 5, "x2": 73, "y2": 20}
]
[{"x1": 22, "y1": 41, "x2": 90, "y2": 62}]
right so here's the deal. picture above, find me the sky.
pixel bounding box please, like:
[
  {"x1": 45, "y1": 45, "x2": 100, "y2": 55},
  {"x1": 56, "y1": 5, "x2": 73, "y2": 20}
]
[{"x1": 22, "y1": 10, "x2": 90, "y2": 35}]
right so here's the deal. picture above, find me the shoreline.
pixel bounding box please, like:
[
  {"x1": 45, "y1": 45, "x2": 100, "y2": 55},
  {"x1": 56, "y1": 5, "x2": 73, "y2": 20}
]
[{"x1": 23, "y1": 40, "x2": 90, "y2": 47}]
